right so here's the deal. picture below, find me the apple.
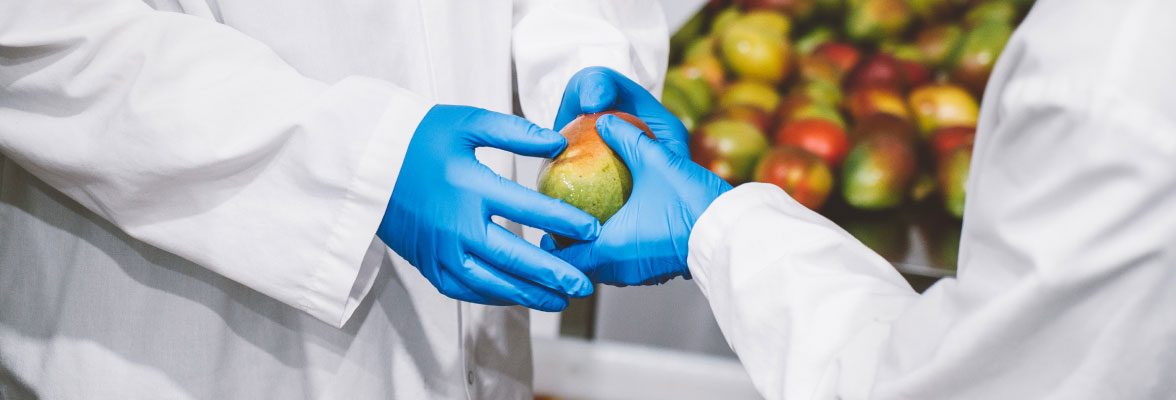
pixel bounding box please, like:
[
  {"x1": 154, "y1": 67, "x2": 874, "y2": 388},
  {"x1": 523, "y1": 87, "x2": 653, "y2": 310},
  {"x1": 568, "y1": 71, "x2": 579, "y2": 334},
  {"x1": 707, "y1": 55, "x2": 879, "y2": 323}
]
[
  {"x1": 907, "y1": 83, "x2": 979, "y2": 138},
  {"x1": 841, "y1": 133, "x2": 916, "y2": 210},
  {"x1": 845, "y1": 87, "x2": 911, "y2": 123},
  {"x1": 950, "y1": 21, "x2": 1013, "y2": 95},
  {"x1": 915, "y1": 24, "x2": 964, "y2": 68},
  {"x1": 844, "y1": 53, "x2": 907, "y2": 92},
  {"x1": 753, "y1": 146, "x2": 834, "y2": 210},
  {"x1": 718, "y1": 22, "x2": 791, "y2": 84},
  {"x1": 774, "y1": 118, "x2": 850, "y2": 166},
  {"x1": 538, "y1": 111, "x2": 655, "y2": 229},
  {"x1": 690, "y1": 119, "x2": 770, "y2": 185},
  {"x1": 845, "y1": 0, "x2": 913, "y2": 44},
  {"x1": 720, "y1": 80, "x2": 782, "y2": 113}
]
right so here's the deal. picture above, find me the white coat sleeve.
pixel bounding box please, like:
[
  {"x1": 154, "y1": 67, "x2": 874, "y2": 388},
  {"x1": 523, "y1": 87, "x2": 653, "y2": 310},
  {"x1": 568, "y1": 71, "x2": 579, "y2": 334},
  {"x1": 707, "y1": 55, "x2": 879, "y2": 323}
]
[
  {"x1": 687, "y1": 34, "x2": 1176, "y2": 400},
  {"x1": 511, "y1": 0, "x2": 669, "y2": 128},
  {"x1": 0, "y1": 0, "x2": 433, "y2": 327}
]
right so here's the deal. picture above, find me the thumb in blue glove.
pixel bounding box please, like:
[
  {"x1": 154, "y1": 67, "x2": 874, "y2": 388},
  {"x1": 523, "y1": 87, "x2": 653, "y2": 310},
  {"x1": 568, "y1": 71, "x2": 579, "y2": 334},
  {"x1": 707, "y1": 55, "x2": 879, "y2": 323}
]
[
  {"x1": 379, "y1": 105, "x2": 599, "y2": 311},
  {"x1": 542, "y1": 115, "x2": 732, "y2": 286}
]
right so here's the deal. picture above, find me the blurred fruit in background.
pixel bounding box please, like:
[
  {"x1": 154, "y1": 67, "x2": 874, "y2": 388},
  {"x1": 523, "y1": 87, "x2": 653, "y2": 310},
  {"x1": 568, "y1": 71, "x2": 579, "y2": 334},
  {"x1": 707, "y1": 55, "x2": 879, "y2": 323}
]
[
  {"x1": 841, "y1": 133, "x2": 916, "y2": 210},
  {"x1": 907, "y1": 83, "x2": 979, "y2": 138},
  {"x1": 774, "y1": 119, "x2": 850, "y2": 166},
  {"x1": 753, "y1": 146, "x2": 834, "y2": 210},
  {"x1": 719, "y1": 80, "x2": 782, "y2": 112},
  {"x1": 690, "y1": 119, "x2": 770, "y2": 185},
  {"x1": 937, "y1": 146, "x2": 971, "y2": 218},
  {"x1": 664, "y1": 0, "x2": 1028, "y2": 221},
  {"x1": 845, "y1": 0, "x2": 913, "y2": 43},
  {"x1": 950, "y1": 20, "x2": 1013, "y2": 95}
]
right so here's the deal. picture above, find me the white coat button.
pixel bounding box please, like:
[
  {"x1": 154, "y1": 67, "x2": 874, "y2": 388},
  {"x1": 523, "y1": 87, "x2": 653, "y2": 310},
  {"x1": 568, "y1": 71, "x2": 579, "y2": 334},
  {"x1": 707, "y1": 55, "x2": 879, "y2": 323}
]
[{"x1": 466, "y1": 370, "x2": 474, "y2": 385}]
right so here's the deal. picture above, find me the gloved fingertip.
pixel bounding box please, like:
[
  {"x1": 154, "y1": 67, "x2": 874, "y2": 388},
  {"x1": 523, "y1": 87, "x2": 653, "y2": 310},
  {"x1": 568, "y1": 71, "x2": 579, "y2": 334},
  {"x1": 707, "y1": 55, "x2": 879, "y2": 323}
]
[
  {"x1": 540, "y1": 235, "x2": 556, "y2": 251},
  {"x1": 571, "y1": 278, "x2": 594, "y2": 297},
  {"x1": 578, "y1": 70, "x2": 617, "y2": 113}
]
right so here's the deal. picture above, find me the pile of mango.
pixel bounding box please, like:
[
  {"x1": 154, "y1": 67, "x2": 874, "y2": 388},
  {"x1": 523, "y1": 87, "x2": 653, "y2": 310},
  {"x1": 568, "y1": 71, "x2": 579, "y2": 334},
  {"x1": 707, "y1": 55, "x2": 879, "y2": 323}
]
[{"x1": 663, "y1": 0, "x2": 1032, "y2": 218}]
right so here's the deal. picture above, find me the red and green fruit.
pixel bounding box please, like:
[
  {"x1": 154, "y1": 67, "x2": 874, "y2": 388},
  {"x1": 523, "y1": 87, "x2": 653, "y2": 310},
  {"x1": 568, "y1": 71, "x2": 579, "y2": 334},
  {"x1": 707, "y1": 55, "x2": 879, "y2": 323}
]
[
  {"x1": 690, "y1": 119, "x2": 771, "y2": 184},
  {"x1": 719, "y1": 22, "x2": 792, "y2": 84},
  {"x1": 661, "y1": 85, "x2": 700, "y2": 133},
  {"x1": 753, "y1": 146, "x2": 835, "y2": 210},
  {"x1": 845, "y1": 87, "x2": 911, "y2": 122},
  {"x1": 813, "y1": 42, "x2": 862, "y2": 76},
  {"x1": 720, "y1": 80, "x2": 782, "y2": 113},
  {"x1": 538, "y1": 111, "x2": 655, "y2": 226},
  {"x1": 915, "y1": 24, "x2": 964, "y2": 68},
  {"x1": 841, "y1": 133, "x2": 916, "y2": 210},
  {"x1": 845, "y1": 53, "x2": 907, "y2": 92},
  {"x1": 774, "y1": 119, "x2": 851, "y2": 166},
  {"x1": 950, "y1": 21, "x2": 1013, "y2": 94},
  {"x1": 845, "y1": 0, "x2": 913, "y2": 43},
  {"x1": 713, "y1": 105, "x2": 773, "y2": 133},
  {"x1": 851, "y1": 113, "x2": 917, "y2": 142},
  {"x1": 930, "y1": 126, "x2": 976, "y2": 159},
  {"x1": 777, "y1": 94, "x2": 847, "y2": 128},
  {"x1": 937, "y1": 146, "x2": 971, "y2": 218}
]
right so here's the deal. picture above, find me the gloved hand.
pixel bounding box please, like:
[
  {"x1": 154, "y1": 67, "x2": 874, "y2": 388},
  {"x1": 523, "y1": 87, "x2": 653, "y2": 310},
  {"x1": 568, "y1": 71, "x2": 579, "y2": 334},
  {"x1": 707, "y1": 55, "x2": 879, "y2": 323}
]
[
  {"x1": 554, "y1": 66, "x2": 690, "y2": 158},
  {"x1": 379, "y1": 105, "x2": 599, "y2": 311},
  {"x1": 542, "y1": 115, "x2": 732, "y2": 286}
]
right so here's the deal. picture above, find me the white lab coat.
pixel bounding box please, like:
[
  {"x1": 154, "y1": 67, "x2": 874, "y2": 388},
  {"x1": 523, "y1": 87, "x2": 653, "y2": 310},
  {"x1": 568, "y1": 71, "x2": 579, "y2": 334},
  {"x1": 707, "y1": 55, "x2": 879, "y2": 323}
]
[
  {"x1": 688, "y1": 0, "x2": 1176, "y2": 398},
  {"x1": 0, "y1": 1, "x2": 666, "y2": 398}
]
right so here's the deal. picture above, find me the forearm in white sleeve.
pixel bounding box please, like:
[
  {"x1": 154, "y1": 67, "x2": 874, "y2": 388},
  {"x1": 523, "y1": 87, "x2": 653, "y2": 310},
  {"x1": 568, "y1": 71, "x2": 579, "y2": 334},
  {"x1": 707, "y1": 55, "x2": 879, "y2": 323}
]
[
  {"x1": 688, "y1": 74, "x2": 1176, "y2": 398},
  {"x1": 688, "y1": 183, "x2": 919, "y2": 399},
  {"x1": 0, "y1": 0, "x2": 433, "y2": 327},
  {"x1": 511, "y1": 0, "x2": 669, "y2": 128}
]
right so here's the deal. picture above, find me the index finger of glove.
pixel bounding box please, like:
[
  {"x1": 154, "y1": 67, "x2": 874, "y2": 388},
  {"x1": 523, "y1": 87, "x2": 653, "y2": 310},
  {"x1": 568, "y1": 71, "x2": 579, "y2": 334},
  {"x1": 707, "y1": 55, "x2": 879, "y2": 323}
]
[{"x1": 466, "y1": 110, "x2": 567, "y2": 158}]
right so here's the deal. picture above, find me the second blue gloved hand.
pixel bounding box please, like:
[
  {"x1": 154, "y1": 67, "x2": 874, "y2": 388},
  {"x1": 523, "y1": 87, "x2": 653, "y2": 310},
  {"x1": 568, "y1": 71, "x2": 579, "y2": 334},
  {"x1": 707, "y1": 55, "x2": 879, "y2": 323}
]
[
  {"x1": 542, "y1": 115, "x2": 732, "y2": 286},
  {"x1": 554, "y1": 66, "x2": 690, "y2": 158},
  {"x1": 379, "y1": 105, "x2": 599, "y2": 311}
]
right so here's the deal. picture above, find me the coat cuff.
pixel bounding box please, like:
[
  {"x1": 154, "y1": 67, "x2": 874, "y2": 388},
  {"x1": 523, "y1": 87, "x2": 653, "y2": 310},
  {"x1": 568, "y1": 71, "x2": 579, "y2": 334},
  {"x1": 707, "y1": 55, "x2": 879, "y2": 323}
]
[
  {"x1": 686, "y1": 183, "x2": 799, "y2": 290},
  {"x1": 298, "y1": 83, "x2": 433, "y2": 327}
]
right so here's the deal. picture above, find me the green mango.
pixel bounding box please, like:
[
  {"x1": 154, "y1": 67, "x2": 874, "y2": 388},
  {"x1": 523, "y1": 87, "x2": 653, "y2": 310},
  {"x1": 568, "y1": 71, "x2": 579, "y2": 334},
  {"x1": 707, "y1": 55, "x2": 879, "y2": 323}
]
[
  {"x1": 794, "y1": 26, "x2": 836, "y2": 55},
  {"x1": 689, "y1": 119, "x2": 770, "y2": 184},
  {"x1": 845, "y1": 0, "x2": 913, "y2": 44},
  {"x1": 719, "y1": 80, "x2": 782, "y2": 113},
  {"x1": 937, "y1": 146, "x2": 971, "y2": 218},
  {"x1": 719, "y1": 23, "x2": 790, "y2": 84},
  {"x1": 711, "y1": 6, "x2": 742, "y2": 36},
  {"x1": 841, "y1": 134, "x2": 915, "y2": 210},
  {"x1": 915, "y1": 24, "x2": 964, "y2": 68},
  {"x1": 950, "y1": 21, "x2": 1013, "y2": 94},
  {"x1": 661, "y1": 85, "x2": 699, "y2": 133},
  {"x1": 666, "y1": 67, "x2": 714, "y2": 116},
  {"x1": 965, "y1": 0, "x2": 1019, "y2": 28}
]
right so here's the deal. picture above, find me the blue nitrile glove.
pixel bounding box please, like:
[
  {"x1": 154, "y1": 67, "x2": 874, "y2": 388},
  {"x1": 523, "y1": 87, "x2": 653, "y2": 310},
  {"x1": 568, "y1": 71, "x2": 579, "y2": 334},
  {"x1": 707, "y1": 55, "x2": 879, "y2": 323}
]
[
  {"x1": 379, "y1": 105, "x2": 600, "y2": 311},
  {"x1": 554, "y1": 66, "x2": 689, "y2": 158},
  {"x1": 542, "y1": 115, "x2": 732, "y2": 286}
]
